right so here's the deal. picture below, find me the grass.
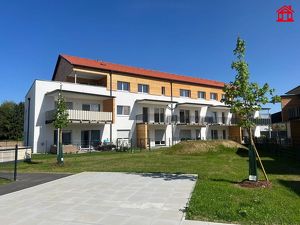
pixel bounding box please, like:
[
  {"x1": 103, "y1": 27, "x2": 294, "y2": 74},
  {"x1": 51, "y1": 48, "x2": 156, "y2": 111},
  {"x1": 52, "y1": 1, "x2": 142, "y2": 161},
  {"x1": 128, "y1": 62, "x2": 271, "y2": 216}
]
[
  {"x1": 9, "y1": 140, "x2": 300, "y2": 225},
  {"x1": 0, "y1": 178, "x2": 10, "y2": 185}
]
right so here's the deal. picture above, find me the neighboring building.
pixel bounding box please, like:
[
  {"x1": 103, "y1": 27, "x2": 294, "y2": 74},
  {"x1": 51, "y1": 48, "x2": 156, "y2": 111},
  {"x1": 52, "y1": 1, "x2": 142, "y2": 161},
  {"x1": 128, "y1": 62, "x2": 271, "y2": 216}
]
[
  {"x1": 24, "y1": 55, "x2": 269, "y2": 153},
  {"x1": 280, "y1": 85, "x2": 300, "y2": 144}
]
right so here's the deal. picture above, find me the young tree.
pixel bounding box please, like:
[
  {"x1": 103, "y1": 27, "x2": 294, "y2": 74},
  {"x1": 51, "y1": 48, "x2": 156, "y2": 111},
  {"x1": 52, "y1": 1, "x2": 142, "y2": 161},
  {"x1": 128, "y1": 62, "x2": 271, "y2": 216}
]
[
  {"x1": 223, "y1": 37, "x2": 280, "y2": 182},
  {"x1": 53, "y1": 88, "x2": 69, "y2": 165}
]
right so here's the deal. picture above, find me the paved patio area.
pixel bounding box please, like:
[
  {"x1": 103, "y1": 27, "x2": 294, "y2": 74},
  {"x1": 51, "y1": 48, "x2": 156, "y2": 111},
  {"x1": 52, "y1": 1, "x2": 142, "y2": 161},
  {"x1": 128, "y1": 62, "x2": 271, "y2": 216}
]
[{"x1": 0, "y1": 172, "x2": 234, "y2": 225}]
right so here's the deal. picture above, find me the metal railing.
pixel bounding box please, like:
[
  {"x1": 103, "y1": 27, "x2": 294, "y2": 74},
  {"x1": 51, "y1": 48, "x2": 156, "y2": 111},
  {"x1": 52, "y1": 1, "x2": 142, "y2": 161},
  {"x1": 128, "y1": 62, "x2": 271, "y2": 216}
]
[
  {"x1": 46, "y1": 109, "x2": 112, "y2": 123},
  {"x1": 0, "y1": 145, "x2": 32, "y2": 181}
]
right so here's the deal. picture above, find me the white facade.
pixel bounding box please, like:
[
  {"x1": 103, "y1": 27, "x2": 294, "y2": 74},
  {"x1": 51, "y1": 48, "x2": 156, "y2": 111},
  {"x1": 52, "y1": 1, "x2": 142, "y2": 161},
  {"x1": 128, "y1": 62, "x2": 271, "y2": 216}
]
[{"x1": 24, "y1": 79, "x2": 270, "y2": 153}]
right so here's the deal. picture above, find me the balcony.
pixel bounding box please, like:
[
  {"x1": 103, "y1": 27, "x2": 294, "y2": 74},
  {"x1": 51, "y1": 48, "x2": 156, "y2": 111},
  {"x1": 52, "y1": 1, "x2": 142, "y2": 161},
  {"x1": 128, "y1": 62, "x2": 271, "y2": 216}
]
[
  {"x1": 46, "y1": 109, "x2": 112, "y2": 124},
  {"x1": 136, "y1": 114, "x2": 171, "y2": 124}
]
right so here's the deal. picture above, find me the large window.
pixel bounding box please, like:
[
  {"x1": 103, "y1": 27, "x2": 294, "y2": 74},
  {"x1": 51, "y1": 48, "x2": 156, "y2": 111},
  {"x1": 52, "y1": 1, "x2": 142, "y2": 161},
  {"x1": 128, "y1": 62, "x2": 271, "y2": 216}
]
[
  {"x1": 198, "y1": 91, "x2": 206, "y2": 99},
  {"x1": 180, "y1": 89, "x2": 191, "y2": 98},
  {"x1": 82, "y1": 104, "x2": 100, "y2": 111},
  {"x1": 138, "y1": 84, "x2": 149, "y2": 93},
  {"x1": 54, "y1": 130, "x2": 72, "y2": 145},
  {"x1": 117, "y1": 81, "x2": 130, "y2": 91},
  {"x1": 154, "y1": 108, "x2": 165, "y2": 123},
  {"x1": 210, "y1": 93, "x2": 218, "y2": 100},
  {"x1": 117, "y1": 105, "x2": 130, "y2": 115}
]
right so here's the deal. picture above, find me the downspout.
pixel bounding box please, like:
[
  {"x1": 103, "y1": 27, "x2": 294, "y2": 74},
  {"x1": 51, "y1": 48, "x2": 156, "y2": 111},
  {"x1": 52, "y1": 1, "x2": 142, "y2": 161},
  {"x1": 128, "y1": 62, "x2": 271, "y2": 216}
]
[
  {"x1": 171, "y1": 81, "x2": 174, "y2": 146},
  {"x1": 26, "y1": 98, "x2": 31, "y2": 147},
  {"x1": 109, "y1": 71, "x2": 113, "y2": 143}
]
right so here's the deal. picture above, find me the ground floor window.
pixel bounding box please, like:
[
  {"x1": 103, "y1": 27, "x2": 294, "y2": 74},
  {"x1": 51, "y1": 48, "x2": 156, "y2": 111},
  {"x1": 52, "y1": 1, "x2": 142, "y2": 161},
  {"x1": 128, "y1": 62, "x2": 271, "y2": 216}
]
[
  {"x1": 211, "y1": 130, "x2": 218, "y2": 140},
  {"x1": 155, "y1": 129, "x2": 166, "y2": 145},
  {"x1": 179, "y1": 129, "x2": 192, "y2": 140},
  {"x1": 222, "y1": 130, "x2": 226, "y2": 139},
  {"x1": 81, "y1": 130, "x2": 101, "y2": 148},
  {"x1": 54, "y1": 130, "x2": 72, "y2": 145}
]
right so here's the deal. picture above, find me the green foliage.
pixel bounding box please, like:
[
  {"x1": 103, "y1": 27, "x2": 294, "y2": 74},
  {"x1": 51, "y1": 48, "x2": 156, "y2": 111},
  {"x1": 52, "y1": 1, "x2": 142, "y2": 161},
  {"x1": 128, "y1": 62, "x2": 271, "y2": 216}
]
[
  {"x1": 53, "y1": 92, "x2": 69, "y2": 129},
  {"x1": 0, "y1": 101, "x2": 24, "y2": 140},
  {"x1": 222, "y1": 37, "x2": 281, "y2": 128}
]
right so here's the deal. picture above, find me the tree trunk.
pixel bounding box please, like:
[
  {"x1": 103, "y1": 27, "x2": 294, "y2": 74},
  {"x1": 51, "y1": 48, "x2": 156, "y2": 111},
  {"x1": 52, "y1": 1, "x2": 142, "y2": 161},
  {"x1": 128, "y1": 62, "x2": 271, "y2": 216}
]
[{"x1": 249, "y1": 128, "x2": 269, "y2": 182}]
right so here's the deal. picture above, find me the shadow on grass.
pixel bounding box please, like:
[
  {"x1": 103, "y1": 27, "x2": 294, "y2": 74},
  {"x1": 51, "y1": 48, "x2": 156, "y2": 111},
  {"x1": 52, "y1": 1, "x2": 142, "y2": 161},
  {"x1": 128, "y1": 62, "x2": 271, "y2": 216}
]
[
  {"x1": 260, "y1": 159, "x2": 300, "y2": 175},
  {"x1": 278, "y1": 179, "x2": 300, "y2": 196},
  {"x1": 128, "y1": 172, "x2": 197, "y2": 181},
  {"x1": 210, "y1": 178, "x2": 239, "y2": 184}
]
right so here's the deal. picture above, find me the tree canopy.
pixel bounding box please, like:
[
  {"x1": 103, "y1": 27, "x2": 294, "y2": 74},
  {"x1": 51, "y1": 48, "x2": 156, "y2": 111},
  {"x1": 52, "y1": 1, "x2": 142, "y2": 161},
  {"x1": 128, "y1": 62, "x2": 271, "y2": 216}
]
[{"x1": 0, "y1": 101, "x2": 24, "y2": 140}]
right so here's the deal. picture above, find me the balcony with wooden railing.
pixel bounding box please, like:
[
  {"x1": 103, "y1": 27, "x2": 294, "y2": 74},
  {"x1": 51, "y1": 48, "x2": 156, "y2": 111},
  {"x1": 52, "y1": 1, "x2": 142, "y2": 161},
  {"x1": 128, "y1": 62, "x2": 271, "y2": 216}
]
[{"x1": 45, "y1": 109, "x2": 112, "y2": 124}]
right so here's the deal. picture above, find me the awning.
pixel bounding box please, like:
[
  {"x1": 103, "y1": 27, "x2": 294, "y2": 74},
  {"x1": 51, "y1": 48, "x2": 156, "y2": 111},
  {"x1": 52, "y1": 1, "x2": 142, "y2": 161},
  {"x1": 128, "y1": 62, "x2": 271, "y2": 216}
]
[{"x1": 136, "y1": 99, "x2": 177, "y2": 106}]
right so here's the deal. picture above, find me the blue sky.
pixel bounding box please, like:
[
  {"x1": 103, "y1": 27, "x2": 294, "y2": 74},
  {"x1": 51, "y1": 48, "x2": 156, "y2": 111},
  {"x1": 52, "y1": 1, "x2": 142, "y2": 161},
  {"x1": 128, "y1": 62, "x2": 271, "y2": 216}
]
[{"x1": 0, "y1": 0, "x2": 299, "y2": 113}]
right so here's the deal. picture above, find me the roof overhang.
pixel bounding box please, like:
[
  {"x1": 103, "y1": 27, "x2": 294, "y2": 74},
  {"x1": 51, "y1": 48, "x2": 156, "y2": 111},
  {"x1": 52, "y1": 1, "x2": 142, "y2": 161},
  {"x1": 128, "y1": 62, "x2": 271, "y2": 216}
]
[
  {"x1": 136, "y1": 99, "x2": 177, "y2": 105},
  {"x1": 176, "y1": 103, "x2": 212, "y2": 108},
  {"x1": 209, "y1": 105, "x2": 231, "y2": 110},
  {"x1": 45, "y1": 90, "x2": 115, "y2": 101}
]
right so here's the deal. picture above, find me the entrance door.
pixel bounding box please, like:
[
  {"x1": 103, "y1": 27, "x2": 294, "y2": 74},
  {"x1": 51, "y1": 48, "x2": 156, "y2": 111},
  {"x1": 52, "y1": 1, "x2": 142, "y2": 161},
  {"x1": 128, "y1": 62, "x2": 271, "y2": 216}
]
[
  {"x1": 81, "y1": 130, "x2": 90, "y2": 148},
  {"x1": 196, "y1": 129, "x2": 201, "y2": 140},
  {"x1": 143, "y1": 107, "x2": 148, "y2": 123}
]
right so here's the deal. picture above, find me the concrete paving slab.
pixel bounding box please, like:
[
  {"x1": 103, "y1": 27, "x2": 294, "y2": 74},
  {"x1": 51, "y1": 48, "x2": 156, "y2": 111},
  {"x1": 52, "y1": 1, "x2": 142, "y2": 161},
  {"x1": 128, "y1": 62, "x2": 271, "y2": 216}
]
[
  {"x1": 0, "y1": 172, "x2": 236, "y2": 225},
  {"x1": 0, "y1": 172, "x2": 197, "y2": 225}
]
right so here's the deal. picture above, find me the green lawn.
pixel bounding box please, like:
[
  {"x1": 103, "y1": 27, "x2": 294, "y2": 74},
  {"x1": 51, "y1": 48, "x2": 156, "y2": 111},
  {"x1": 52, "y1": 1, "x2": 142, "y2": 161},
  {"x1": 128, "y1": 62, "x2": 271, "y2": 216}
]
[
  {"x1": 0, "y1": 178, "x2": 11, "y2": 185},
  {"x1": 11, "y1": 141, "x2": 300, "y2": 225}
]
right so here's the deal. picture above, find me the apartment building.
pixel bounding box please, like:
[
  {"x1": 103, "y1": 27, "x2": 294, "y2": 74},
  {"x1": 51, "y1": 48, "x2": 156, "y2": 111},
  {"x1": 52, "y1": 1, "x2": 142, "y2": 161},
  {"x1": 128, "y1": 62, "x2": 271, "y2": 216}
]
[
  {"x1": 24, "y1": 55, "x2": 267, "y2": 153},
  {"x1": 280, "y1": 85, "x2": 300, "y2": 144}
]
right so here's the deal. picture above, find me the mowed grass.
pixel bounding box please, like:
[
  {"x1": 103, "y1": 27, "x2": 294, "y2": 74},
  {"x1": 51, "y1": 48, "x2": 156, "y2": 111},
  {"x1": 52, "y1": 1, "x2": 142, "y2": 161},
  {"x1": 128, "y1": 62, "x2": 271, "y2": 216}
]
[
  {"x1": 11, "y1": 141, "x2": 300, "y2": 225},
  {"x1": 0, "y1": 178, "x2": 10, "y2": 185}
]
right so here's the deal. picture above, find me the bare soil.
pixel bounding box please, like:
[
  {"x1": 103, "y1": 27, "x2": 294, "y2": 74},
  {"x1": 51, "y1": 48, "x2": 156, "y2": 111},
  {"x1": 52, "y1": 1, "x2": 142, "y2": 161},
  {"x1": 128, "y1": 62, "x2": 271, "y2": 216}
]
[{"x1": 238, "y1": 179, "x2": 272, "y2": 188}]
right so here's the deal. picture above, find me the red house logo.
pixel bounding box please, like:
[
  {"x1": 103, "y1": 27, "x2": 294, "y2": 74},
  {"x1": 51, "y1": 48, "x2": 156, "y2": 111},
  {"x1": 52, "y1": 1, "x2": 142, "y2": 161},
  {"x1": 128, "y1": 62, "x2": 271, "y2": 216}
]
[{"x1": 277, "y1": 5, "x2": 294, "y2": 22}]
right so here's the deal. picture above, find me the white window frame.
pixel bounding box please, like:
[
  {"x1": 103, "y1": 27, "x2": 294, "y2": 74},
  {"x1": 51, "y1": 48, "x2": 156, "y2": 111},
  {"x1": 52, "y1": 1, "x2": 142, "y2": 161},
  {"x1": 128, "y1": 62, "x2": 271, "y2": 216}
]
[
  {"x1": 117, "y1": 105, "x2": 130, "y2": 115},
  {"x1": 117, "y1": 81, "x2": 130, "y2": 91},
  {"x1": 138, "y1": 84, "x2": 149, "y2": 93}
]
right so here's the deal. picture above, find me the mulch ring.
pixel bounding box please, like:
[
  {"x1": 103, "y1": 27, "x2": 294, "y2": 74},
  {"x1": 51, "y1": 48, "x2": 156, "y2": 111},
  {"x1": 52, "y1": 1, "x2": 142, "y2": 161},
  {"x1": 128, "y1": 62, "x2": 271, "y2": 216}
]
[{"x1": 238, "y1": 179, "x2": 272, "y2": 188}]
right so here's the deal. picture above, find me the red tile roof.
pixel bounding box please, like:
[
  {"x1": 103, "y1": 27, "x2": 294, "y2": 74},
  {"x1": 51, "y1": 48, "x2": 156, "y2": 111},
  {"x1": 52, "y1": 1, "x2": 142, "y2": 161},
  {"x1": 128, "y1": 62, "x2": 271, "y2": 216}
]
[{"x1": 57, "y1": 54, "x2": 225, "y2": 88}]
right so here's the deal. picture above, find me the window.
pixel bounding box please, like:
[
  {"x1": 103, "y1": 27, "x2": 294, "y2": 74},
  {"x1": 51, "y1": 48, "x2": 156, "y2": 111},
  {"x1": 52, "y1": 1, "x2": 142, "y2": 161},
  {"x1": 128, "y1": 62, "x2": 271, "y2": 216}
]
[
  {"x1": 117, "y1": 105, "x2": 130, "y2": 115},
  {"x1": 154, "y1": 108, "x2": 165, "y2": 123},
  {"x1": 161, "y1": 86, "x2": 166, "y2": 95},
  {"x1": 195, "y1": 110, "x2": 199, "y2": 123},
  {"x1": 221, "y1": 94, "x2": 226, "y2": 100},
  {"x1": 82, "y1": 104, "x2": 100, "y2": 111},
  {"x1": 54, "y1": 130, "x2": 72, "y2": 145},
  {"x1": 180, "y1": 89, "x2": 191, "y2": 98},
  {"x1": 210, "y1": 93, "x2": 218, "y2": 100},
  {"x1": 138, "y1": 84, "x2": 149, "y2": 93},
  {"x1": 198, "y1": 91, "x2": 206, "y2": 99},
  {"x1": 179, "y1": 110, "x2": 190, "y2": 123},
  {"x1": 211, "y1": 130, "x2": 218, "y2": 140},
  {"x1": 117, "y1": 81, "x2": 130, "y2": 91}
]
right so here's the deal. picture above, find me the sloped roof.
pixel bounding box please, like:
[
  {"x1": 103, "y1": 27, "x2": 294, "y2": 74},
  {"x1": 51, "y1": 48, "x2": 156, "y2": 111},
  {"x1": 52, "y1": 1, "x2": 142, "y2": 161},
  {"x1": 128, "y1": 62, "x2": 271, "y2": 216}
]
[
  {"x1": 54, "y1": 54, "x2": 225, "y2": 88},
  {"x1": 285, "y1": 85, "x2": 300, "y2": 95}
]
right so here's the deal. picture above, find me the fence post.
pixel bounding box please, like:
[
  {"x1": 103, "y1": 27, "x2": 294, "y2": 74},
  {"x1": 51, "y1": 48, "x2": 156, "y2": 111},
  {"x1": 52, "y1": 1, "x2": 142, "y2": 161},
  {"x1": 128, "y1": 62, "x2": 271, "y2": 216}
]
[
  {"x1": 130, "y1": 138, "x2": 133, "y2": 153},
  {"x1": 148, "y1": 138, "x2": 151, "y2": 151},
  {"x1": 14, "y1": 144, "x2": 18, "y2": 181}
]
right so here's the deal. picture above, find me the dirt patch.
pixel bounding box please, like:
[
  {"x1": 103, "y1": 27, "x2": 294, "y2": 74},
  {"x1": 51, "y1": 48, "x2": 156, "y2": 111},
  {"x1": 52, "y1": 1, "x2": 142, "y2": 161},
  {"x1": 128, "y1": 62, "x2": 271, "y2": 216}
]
[{"x1": 238, "y1": 179, "x2": 272, "y2": 188}]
